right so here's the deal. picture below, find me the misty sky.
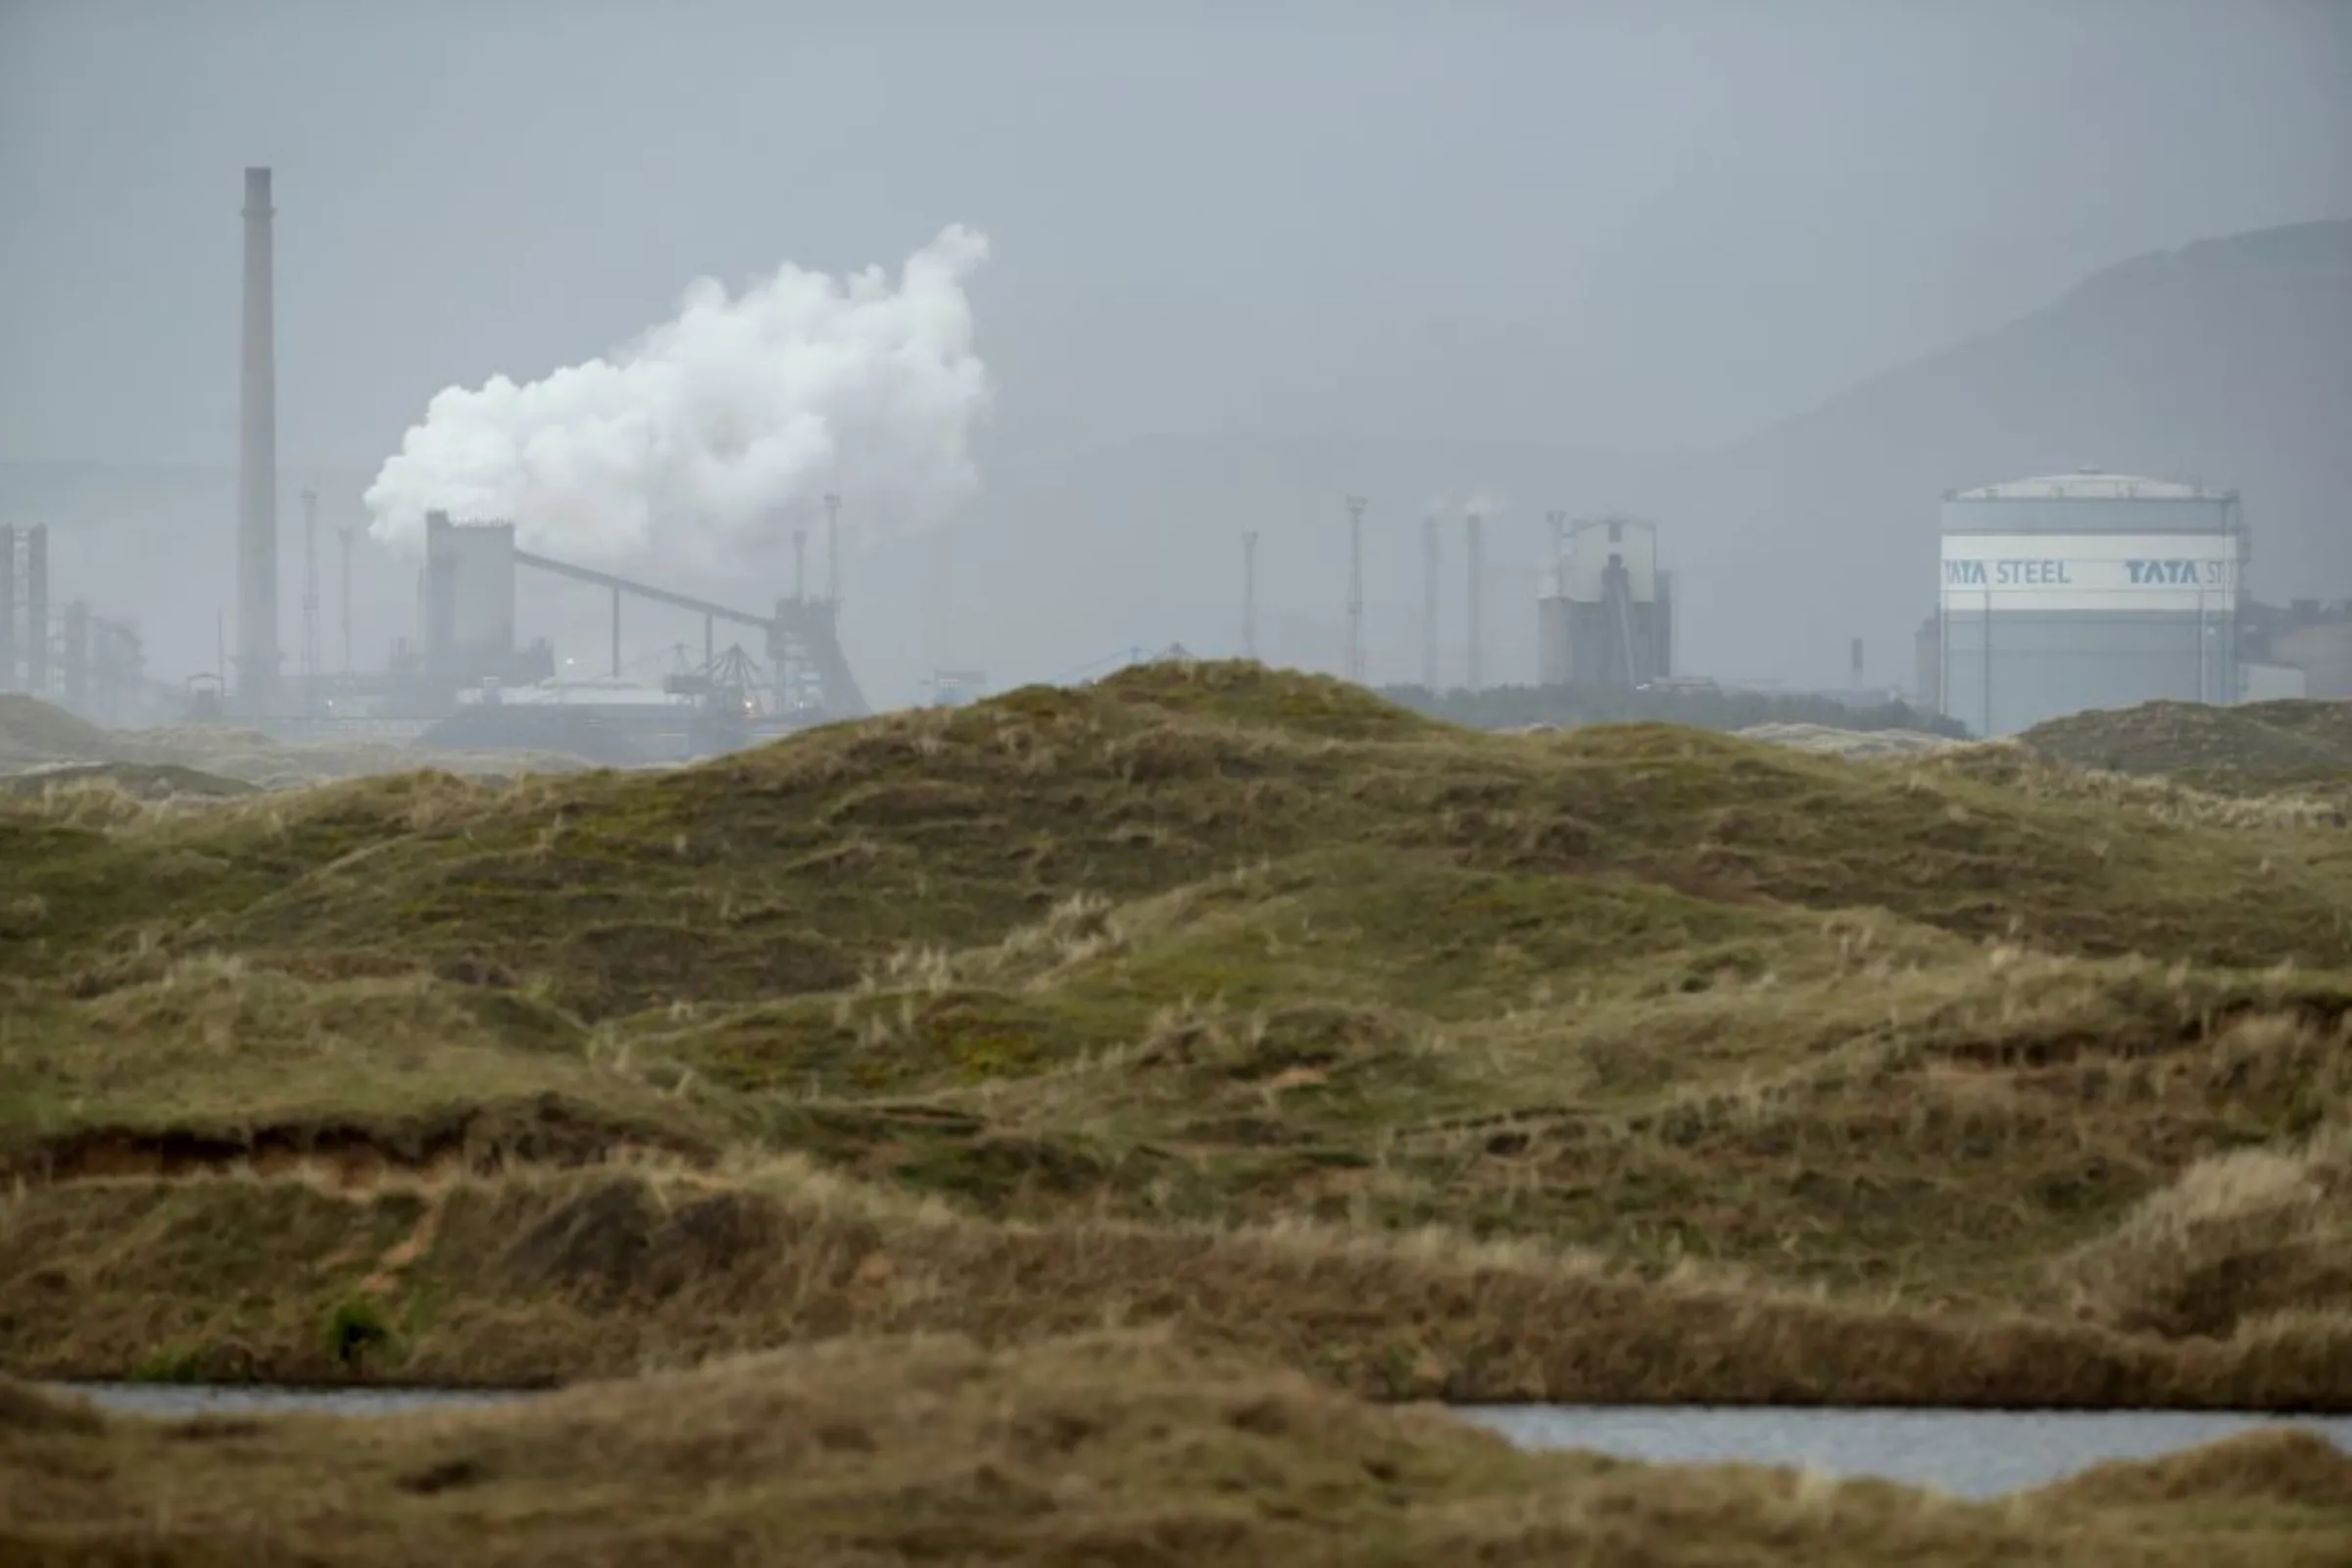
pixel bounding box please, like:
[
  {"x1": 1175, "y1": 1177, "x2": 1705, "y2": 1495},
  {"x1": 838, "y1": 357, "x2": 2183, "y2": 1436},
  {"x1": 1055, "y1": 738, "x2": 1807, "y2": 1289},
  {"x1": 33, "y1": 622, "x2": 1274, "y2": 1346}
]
[{"x1": 2, "y1": 0, "x2": 2348, "y2": 702}]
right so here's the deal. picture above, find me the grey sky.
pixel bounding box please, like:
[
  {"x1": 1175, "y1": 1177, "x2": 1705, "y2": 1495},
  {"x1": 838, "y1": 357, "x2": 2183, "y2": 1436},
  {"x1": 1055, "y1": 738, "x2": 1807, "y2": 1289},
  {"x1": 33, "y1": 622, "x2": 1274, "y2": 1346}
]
[{"x1": 2, "y1": 0, "x2": 2348, "y2": 700}]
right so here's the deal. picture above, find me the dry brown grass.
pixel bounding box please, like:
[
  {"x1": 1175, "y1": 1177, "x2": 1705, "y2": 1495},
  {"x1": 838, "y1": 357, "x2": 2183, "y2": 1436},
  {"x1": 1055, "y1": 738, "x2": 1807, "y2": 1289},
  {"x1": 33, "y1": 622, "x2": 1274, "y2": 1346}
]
[
  {"x1": 2017, "y1": 698, "x2": 2352, "y2": 812},
  {"x1": 1920, "y1": 741, "x2": 2351, "y2": 831},
  {"x1": 6, "y1": 1330, "x2": 2349, "y2": 1567},
  {"x1": 2053, "y1": 1115, "x2": 2352, "y2": 1340},
  {"x1": 0, "y1": 957, "x2": 727, "y2": 1183},
  {"x1": 0, "y1": 761, "x2": 262, "y2": 813},
  {"x1": 112, "y1": 722, "x2": 593, "y2": 791},
  {"x1": 6, "y1": 1163, "x2": 2352, "y2": 1411}
]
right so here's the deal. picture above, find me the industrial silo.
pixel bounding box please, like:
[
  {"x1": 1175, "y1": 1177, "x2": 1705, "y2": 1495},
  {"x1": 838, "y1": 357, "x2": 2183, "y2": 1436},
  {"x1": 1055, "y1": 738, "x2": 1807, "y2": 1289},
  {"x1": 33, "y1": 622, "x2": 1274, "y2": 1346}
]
[
  {"x1": 1537, "y1": 515, "x2": 1673, "y2": 688},
  {"x1": 417, "y1": 510, "x2": 519, "y2": 681},
  {"x1": 1936, "y1": 468, "x2": 2248, "y2": 736},
  {"x1": 2267, "y1": 602, "x2": 2352, "y2": 699}
]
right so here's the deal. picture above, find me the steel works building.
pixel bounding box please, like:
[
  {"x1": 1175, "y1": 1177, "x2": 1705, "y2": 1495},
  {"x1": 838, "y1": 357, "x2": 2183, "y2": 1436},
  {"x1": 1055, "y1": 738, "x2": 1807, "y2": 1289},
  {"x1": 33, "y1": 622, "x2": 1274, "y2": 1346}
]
[{"x1": 1926, "y1": 468, "x2": 2250, "y2": 737}]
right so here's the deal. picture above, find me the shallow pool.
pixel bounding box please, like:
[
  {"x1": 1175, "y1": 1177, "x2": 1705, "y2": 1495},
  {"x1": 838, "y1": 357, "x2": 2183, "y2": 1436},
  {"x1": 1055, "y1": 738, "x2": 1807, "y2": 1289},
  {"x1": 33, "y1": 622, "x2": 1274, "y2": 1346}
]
[{"x1": 62, "y1": 1384, "x2": 2352, "y2": 1499}]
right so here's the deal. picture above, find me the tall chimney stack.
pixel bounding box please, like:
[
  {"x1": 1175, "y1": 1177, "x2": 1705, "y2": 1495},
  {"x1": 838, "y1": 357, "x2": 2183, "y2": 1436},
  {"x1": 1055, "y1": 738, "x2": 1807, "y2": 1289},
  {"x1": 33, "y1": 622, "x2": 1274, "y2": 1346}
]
[
  {"x1": 237, "y1": 167, "x2": 281, "y2": 711},
  {"x1": 0, "y1": 526, "x2": 16, "y2": 692},
  {"x1": 1242, "y1": 530, "x2": 1259, "y2": 661},
  {"x1": 1420, "y1": 514, "x2": 1439, "y2": 690},
  {"x1": 824, "y1": 493, "x2": 842, "y2": 607},
  {"x1": 23, "y1": 524, "x2": 49, "y2": 698},
  {"x1": 1343, "y1": 495, "x2": 1367, "y2": 684},
  {"x1": 1464, "y1": 512, "x2": 1484, "y2": 693},
  {"x1": 300, "y1": 488, "x2": 321, "y2": 712}
]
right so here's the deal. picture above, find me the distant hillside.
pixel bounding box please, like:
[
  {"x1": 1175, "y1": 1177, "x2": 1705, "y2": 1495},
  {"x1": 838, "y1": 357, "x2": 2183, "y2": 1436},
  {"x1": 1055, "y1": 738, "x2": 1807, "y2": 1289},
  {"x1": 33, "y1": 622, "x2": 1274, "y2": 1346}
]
[{"x1": 1668, "y1": 220, "x2": 2352, "y2": 690}]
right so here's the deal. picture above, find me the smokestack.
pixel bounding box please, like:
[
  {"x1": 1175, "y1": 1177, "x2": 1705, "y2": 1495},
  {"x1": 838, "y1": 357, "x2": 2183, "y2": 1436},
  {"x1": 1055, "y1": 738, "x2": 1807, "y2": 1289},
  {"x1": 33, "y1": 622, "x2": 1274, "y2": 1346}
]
[
  {"x1": 1465, "y1": 512, "x2": 1484, "y2": 693},
  {"x1": 24, "y1": 524, "x2": 48, "y2": 698},
  {"x1": 421, "y1": 510, "x2": 456, "y2": 673},
  {"x1": 1850, "y1": 637, "x2": 1865, "y2": 688},
  {"x1": 300, "y1": 488, "x2": 321, "y2": 710},
  {"x1": 1344, "y1": 495, "x2": 1367, "y2": 683},
  {"x1": 824, "y1": 492, "x2": 841, "y2": 607},
  {"x1": 1243, "y1": 530, "x2": 1259, "y2": 661},
  {"x1": 337, "y1": 524, "x2": 355, "y2": 676},
  {"x1": 237, "y1": 167, "x2": 280, "y2": 711},
  {"x1": 1421, "y1": 514, "x2": 1439, "y2": 690},
  {"x1": 0, "y1": 525, "x2": 16, "y2": 693},
  {"x1": 62, "y1": 601, "x2": 88, "y2": 714}
]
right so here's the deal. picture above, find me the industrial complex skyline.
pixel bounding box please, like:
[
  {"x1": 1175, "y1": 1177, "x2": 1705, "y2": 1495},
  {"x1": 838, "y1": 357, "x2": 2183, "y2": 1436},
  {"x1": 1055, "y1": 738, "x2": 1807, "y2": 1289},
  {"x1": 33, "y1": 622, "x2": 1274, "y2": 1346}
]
[{"x1": 3, "y1": 2, "x2": 2348, "y2": 720}]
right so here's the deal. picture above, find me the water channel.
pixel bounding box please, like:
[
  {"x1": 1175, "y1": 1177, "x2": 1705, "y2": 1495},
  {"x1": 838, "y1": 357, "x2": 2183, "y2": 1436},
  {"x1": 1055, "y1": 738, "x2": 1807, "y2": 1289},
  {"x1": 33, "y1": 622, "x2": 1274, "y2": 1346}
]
[{"x1": 58, "y1": 1384, "x2": 2352, "y2": 1499}]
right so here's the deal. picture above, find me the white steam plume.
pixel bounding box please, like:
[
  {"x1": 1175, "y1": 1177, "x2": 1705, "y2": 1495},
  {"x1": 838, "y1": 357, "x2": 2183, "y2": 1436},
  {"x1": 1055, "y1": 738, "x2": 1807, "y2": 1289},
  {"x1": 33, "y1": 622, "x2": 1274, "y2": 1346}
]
[
  {"x1": 364, "y1": 225, "x2": 992, "y2": 578},
  {"x1": 1424, "y1": 490, "x2": 1510, "y2": 519}
]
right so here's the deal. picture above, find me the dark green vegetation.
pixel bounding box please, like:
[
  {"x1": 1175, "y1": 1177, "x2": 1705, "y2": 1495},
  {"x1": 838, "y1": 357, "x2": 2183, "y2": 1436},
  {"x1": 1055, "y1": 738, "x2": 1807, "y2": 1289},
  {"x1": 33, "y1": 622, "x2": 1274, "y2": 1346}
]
[
  {"x1": 1379, "y1": 679, "x2": 1968, "y2": 738},
  {"x1": 0, "y1": 665, "x2": 2348, "y2": 1412},
  {"x1": 12, "y1": 1334, "x2": 2352, "y2": 1567}
]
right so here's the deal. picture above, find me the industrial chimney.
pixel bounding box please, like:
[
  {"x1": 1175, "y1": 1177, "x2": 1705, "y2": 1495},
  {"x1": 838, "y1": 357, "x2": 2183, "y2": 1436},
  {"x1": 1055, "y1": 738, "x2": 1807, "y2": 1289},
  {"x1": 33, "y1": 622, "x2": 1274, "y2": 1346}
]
[
  {"x1": 0, "y1": 526, "x2": 15, "y2": 692},
  {"x1": 1421, "y1": 514, "x2": 1439, "y2": 690},
  {"x1": 237, "y1": 167, "x2": 280, "y2": 711},
  {"x1": 1343, "y1": 495, "x2": 1367, "y2": 684},
  {"x1": 1464, "y1": 511, "x2": 1485, "y2": 693},
  {"x1": 24, "y1": 524, "x2": 48, "y2": 698},
  {"x1": 1242, "y1": 530, "x2": 1259, "y2": 661}
]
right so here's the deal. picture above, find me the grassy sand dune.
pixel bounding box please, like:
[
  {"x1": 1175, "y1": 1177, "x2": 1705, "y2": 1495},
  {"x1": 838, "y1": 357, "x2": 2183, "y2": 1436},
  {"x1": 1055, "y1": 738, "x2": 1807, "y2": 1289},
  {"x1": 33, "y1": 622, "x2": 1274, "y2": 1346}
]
[
  {"x1": 0, "y1": 694, "x2": 111, "y2": 767},
  {"x1": 1, "y1": 664, "x2": 2348, "y2": 1410},
  {"x1": 7, "y1": 668, "x2": 2348, "y2": 995},
  {"x1": 0, "y1": 957, "x2": 723, "y2": 1182},
  {"x1": 2053, "y1": 1122, "x2": 2352, "y2": 1339},
  {"x1": 7, "y1": 1159, "x2": 2349, "y2": 1408},
  {"x1": 2020, "y1": 698, "x2": 2352, "y2": 810},
  {"x1": 7, "y1": 1332, "x2": 2351, "y2": 1567},
  {"x1": 0, "y1": 759, "x2": 262, "y2": 806},
  {"x1": 1923, "y1": 741, "x2": 2351, "y2": 833},
  {"x1": 100, "y1": 721, "x2": 594, "y2": 792},
  {"x1": 0, "y1": 692, "x2": 585, "y2": 790}
]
